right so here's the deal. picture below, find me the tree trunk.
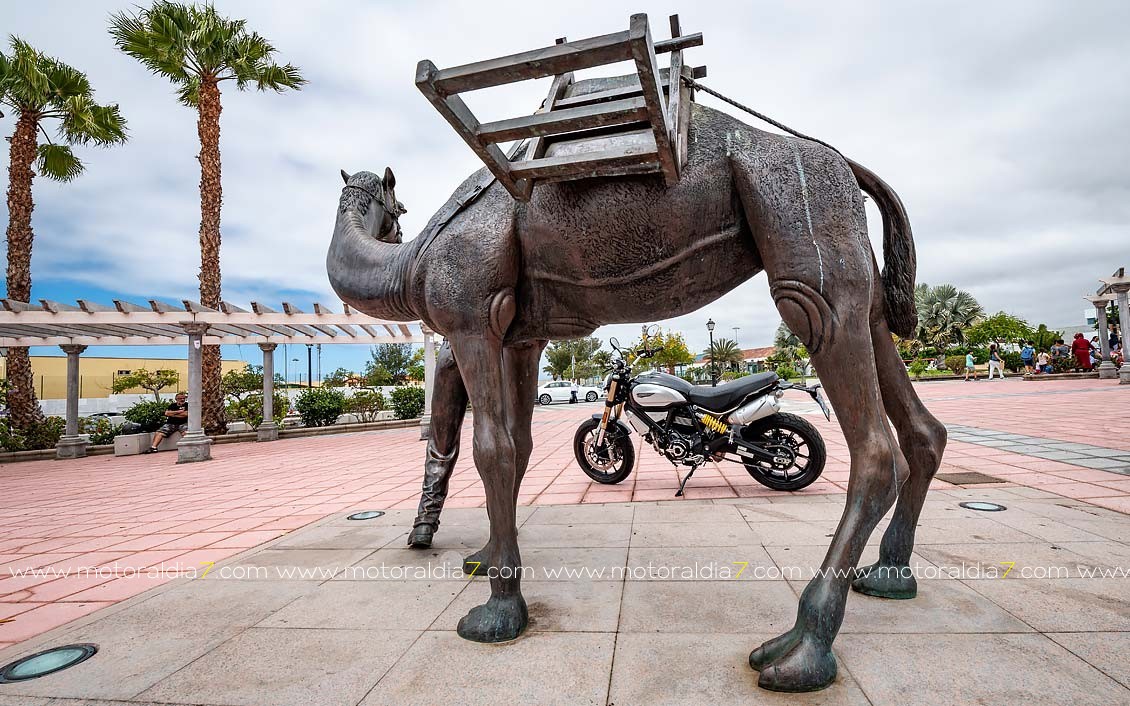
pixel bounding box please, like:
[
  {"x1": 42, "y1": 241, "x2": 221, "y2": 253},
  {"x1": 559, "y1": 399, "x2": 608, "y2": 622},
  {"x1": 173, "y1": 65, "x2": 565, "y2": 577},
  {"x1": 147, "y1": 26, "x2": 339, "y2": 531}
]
[
  {"x1": 197, "y1": 78, "x2": 226, "y2": 434},
  {"x1": 4, "y1": 112, "x2": 45, "y2": 429}
]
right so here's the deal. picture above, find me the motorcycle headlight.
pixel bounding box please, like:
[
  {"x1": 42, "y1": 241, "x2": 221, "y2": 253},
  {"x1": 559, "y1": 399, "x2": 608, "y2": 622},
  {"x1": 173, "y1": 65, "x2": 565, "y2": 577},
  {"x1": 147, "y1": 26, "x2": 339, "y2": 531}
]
[{"x1": 601, "y1": 373, "x2": 613, "y2": 391}]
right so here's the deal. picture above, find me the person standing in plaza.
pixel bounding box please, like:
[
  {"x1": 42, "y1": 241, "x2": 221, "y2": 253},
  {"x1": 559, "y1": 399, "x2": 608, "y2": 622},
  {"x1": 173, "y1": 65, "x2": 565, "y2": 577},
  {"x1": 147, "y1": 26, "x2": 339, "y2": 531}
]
[
  {"x1": 987, "y1": 343, "x2": 1005, "y2": 380},
  {"x1": 1037, "y1": 349, "x2": 1051, "y2": 374},
  {"x1": 1071, "y1": 332, "x2": 1092, "y2": 371},
  {"x1": 963, "y1": 350, "x2": 978, "y2": 381},
  {"x1": 1020, "y1": 340, "x2": 1036, "y2": 375}
]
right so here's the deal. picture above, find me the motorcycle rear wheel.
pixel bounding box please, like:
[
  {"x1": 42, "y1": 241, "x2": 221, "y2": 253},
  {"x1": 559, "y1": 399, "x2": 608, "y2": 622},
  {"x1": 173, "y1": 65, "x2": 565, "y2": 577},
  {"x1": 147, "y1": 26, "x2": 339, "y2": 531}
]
[
  {"x1": 740, "y1": 413, "x2": 826, "y2": 491},
  {"x1": 573, "y1": 418, "x2": 635, "y2": 484}
]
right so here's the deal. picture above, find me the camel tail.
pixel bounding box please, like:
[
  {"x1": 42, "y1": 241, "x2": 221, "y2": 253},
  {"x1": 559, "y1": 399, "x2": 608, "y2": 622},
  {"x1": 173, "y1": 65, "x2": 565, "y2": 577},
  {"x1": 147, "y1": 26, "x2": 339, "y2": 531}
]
[{"x1": 847, "y1": 159, "x2": 918, "y2": 338}]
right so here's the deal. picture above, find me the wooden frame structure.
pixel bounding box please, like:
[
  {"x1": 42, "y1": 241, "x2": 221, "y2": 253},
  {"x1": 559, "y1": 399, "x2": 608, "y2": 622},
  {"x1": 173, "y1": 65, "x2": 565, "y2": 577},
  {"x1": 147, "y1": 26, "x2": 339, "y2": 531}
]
[{"x1": 417, "y1": 13, "x2": 704, "y2": 201}]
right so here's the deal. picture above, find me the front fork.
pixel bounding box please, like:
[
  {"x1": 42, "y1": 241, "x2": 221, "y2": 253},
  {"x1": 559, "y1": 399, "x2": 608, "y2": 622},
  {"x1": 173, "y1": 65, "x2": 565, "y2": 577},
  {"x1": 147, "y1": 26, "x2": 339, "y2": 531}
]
[{"x1": 594, "y1": 379, "x2": 619, "y2": 446}]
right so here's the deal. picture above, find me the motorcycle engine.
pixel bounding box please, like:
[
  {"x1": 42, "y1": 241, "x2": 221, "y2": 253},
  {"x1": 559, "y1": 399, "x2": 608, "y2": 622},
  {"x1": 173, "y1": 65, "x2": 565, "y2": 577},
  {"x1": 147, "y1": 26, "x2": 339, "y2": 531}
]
[{"x1": 652, "y1": 429, "x2": 707, "y2": 467}]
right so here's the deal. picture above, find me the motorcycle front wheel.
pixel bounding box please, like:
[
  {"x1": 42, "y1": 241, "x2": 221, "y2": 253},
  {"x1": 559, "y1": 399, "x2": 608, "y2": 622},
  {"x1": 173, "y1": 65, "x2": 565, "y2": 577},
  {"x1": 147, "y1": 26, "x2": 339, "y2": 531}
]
[
  {"x1": 740, "y1": 412, "x2": 826, "y2": 491},
  {"x1": 573, "y1": 418, "x2": 635, "y2": 484}
]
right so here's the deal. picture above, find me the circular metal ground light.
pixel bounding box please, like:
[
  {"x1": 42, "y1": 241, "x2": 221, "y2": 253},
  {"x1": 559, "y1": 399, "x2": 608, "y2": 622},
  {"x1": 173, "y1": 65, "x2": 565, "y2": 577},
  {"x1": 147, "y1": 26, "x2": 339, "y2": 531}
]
[
  {"x1": 347, "y1": 510, "x2": 386, "y2": 521},
  {"x1": 959, "y1": 501, "x2": 1007, "y2": 512},
  {"x1": 0, "y1": 644, "x2": 97, "y2": 683}
]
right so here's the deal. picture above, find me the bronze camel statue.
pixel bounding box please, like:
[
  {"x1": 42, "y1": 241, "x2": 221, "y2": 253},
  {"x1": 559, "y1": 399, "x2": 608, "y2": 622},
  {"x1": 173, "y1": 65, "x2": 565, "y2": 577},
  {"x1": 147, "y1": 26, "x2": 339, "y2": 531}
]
[{"x1": 327, "y1": 97, "x2": 947, "y2": 692}]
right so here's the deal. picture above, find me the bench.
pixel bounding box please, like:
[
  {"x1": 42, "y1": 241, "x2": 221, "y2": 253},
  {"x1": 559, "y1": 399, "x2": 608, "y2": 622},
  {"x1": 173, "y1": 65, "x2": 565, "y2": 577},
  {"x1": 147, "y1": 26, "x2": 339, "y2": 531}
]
[{"x1": 113, "y1": 431, "x2": 182, "y2": 456}]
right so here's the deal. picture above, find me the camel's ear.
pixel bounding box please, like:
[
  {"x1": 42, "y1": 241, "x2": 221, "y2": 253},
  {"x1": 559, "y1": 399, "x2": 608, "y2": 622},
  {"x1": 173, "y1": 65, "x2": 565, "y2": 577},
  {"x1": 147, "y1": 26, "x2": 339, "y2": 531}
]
[
  {"x1": 340, "y1": 169, "x2": 350, "y2": 184},
  {"x1": 383, "y1": 167, "x2": 396, "y2": 190}
]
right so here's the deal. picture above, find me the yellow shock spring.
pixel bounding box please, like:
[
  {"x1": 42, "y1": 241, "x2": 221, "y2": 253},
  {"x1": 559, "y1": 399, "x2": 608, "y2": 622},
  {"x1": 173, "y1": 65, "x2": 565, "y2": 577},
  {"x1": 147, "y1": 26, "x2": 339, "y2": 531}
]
[{"x1": 700, "y1": 413, "x2": 728, "y2": 434}]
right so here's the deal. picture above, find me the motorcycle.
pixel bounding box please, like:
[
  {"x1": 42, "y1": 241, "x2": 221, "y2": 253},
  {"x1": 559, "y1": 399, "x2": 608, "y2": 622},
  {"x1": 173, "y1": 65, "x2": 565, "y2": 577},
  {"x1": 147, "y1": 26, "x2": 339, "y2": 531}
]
[{"x1": 574, "y1": 328, "x2": 830, "y2": 495}]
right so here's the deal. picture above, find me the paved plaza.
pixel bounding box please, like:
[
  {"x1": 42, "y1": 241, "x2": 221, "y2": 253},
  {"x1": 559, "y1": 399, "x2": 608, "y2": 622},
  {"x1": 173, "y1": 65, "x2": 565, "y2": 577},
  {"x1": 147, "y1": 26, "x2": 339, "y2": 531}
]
[{"x1": 0, "y1": 377, "x2": 1128, "y2": 704}]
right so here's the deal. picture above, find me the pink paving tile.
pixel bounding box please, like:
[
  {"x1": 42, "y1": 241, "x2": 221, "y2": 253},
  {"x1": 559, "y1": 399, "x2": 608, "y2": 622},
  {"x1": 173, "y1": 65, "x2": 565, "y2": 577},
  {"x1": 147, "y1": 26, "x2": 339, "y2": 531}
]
[
  {"x1": 148, "y1": 532, "x2": 237, "y2": 551},
  {"x1": 112, "y1": 550, "x2": 191, "y2": 570},
  {"x1": 106, "y1": 534, "x2": 189, "y2": 552},
  {"x1": 24, "y1": 575, "x2": 115, "y2": 602},
  {"x1": 0, "y1": 601, "x2": 113, "y2": 642},
  {"x1": 1083, "y1": 496, "x2": 1130, "y2": 514},
  {"x1": 0, "y1": 602, "x2": 43, "y2": 621},
  {"x1": 63, "y1": 573, "x2": 174, "y2": 603},
  {"x1": 206, "y1": 530, "x2": 286, "y2": 549},
  {"x1": 1038, "y1": 483, "x2": 1128, "y2": 500}
]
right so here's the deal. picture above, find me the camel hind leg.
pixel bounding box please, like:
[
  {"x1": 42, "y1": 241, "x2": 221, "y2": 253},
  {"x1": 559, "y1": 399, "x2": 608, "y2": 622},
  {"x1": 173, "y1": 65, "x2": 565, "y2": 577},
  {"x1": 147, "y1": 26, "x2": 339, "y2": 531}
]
[
  {"x1": 852, "y1": 315, "x2": 947, "y2": 598},
  {"x1": 733, "y1": 139, "x2": 909, "y2": 691}
]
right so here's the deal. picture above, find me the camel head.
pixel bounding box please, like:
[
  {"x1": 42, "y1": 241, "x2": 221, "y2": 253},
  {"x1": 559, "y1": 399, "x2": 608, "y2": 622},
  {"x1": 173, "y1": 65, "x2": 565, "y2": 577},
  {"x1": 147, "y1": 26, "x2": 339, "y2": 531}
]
[{"x1": 338, "y1": 167, "x2": 406, "y2": 244}]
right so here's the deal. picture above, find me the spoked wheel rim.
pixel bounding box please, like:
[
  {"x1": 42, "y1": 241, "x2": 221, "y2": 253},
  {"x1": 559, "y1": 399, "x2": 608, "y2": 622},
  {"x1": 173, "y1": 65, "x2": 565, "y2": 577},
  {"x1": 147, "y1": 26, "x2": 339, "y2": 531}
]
[
  {"x1": 582, "y1": 429, "x2": 626, "y2": 479},
  {"x1": 748, "y1": 427, "x2": 811, "y2": 481}
]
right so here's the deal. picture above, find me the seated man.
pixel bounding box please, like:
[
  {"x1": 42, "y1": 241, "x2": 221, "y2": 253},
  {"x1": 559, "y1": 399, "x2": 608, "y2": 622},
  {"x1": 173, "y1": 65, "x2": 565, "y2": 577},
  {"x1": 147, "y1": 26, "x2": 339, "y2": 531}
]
[{"x1": 144, "y1": 392, "x2": 188, "y2": 453}]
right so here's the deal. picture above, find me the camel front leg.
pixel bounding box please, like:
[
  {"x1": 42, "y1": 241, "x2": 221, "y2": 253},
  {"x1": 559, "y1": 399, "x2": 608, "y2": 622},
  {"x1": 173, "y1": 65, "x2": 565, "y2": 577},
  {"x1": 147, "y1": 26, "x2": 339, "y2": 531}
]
[
  {"x1": 448, "y1": 334, "x2": 536, "y2": 643},
  {"x1": 409, "y1": 341, "x2": 468, "y2": 548}
]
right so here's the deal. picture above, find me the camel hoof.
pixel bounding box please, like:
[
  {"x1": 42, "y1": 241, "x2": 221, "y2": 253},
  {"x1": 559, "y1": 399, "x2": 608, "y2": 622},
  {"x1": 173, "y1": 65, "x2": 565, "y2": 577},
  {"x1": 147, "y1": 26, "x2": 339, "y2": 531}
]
[
  {"x1": 756, "y1": 638, "x2": 837, "y2": 692},
  {"x1": 749, "y1": 629, "x2": 802, "y2": 671},
  {"x1": 456, "y1": 595, "x2": 528, "y2": 643},
  {"x1": 407, "y1": 524, "x2": 434, "y2": 549},
  {"x1": 852, "y1": 562, "x2": 918, "y2": 599},
  {"x1": 463, "y1": 548, "x2": 494, "y2": 576}
]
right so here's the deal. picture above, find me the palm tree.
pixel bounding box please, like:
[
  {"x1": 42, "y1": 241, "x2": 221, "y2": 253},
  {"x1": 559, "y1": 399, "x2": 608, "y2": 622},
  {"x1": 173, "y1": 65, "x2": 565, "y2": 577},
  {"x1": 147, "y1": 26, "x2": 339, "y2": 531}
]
[
  {"x1": 914, "y1": 283, "x2": 985, "y2": 350},
  {"x1": 110, "y1": 2, "x2": 305, "y2": 433},
  {"x1": 705, "y1": 337, "x2": 743, "y2": 369},
  {"x1": 1, "y1": 37, "x2": 127, "y2": 429}
]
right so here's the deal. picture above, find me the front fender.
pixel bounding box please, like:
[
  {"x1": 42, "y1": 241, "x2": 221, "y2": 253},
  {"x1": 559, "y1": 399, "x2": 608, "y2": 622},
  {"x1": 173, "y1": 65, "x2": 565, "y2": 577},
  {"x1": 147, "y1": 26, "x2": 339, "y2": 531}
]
[{"x1": 589, "y1": 413, "x2": 632, "y2": 436}]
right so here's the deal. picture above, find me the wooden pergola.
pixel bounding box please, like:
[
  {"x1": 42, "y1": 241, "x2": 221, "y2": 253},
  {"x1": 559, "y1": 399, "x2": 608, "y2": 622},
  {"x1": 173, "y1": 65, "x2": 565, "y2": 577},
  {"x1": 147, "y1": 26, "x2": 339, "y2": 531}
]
[{"x1": 0, "y1": 298, "x2": 438, "y2": 462}]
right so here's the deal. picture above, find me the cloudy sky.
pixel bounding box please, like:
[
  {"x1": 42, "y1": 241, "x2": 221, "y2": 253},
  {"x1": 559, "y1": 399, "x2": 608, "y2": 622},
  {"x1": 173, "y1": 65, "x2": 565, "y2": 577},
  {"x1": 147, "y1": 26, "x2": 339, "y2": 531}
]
[{"x1": 2, "y1": 0, "x2": 1127, "y2": 375}]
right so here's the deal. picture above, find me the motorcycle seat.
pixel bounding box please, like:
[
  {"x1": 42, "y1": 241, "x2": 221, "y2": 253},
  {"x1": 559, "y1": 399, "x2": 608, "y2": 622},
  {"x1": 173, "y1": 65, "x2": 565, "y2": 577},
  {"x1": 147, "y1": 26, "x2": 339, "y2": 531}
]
[{"x1": 637, "y1": 371, "x2": 780, "y2": 413}]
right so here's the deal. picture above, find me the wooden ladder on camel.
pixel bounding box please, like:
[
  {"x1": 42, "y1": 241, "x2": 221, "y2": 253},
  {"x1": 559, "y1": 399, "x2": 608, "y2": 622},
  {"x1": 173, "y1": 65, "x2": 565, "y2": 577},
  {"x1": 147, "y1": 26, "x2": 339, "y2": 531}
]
[{"x1": 415, "y1": 13, "x2": 705, "y2": 202}]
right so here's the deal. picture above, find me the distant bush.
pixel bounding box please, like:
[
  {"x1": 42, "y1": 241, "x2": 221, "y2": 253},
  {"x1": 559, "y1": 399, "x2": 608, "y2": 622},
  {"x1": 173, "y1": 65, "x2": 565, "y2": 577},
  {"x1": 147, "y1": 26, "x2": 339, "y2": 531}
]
[
  {"x1": 344, "y1": 390, "x2": 386, "y2": 422},
  {"x1": 295, "y1": 387, "x2": 346, "y2": 427},
  {"x1": 79, "y1": 417, "x2": 125, "y2": 445},
  {"x1": 1051, "y1": 355, "x2": 1077, "y2": 374},
  {"x1": 908, "y1": 359, "x2": 928, "y2": 380},
  {"x1": 226, "y1": 392, "x2": 288, "y2": 429},
  {"x1": 1001, "y1": 351, "x2": 1024, "y2": 373},
  {"x1": 774, "y1": 364, "x2": 797, "y2": 381},
  {"x1": 0, "y1": 416, "x2": 66, "y2": 452},
  {"x1": 944, "y1": 355, "x2": 968, "y2": 374},
  {"x1": 390, "y1": 386, "x2": 425, "y2": 419},
  {"x1": 124, "y1": 400, "x2": 171, "y2": 432},
  {"x1": 720, "y1": 370, "x2": 749, "y2": 381}
]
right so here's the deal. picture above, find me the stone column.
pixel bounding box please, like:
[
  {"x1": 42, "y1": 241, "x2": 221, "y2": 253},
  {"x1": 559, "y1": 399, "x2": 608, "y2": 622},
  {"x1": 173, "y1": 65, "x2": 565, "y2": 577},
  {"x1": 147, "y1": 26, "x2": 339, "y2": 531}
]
[
  {"x1": 1116, "y1": 287, "x2": 1130, "y2": 384},
  {"x1": 1087, "y1": 296, "x2": 1118, "y2": 379},
  {"x1": 258, "y1": 343, "x2": 279, "y2": 441},
  {"x1": 419, "y1": 325, "x2": 436, "y2": 441},
  {"x1": 55, "y1": 344, "x2": 88, "y2": 459},
  {"x1": 177, "y1": 322, "x2": 213, "y2": 462}
]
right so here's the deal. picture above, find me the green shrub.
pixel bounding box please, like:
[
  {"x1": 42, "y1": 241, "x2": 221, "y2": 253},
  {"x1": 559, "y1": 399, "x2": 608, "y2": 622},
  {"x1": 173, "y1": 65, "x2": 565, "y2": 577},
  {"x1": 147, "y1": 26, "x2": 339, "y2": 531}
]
[
  {"x1": 1051, "y1": 355, "x2": 1076, "y2": 374},
  {"x1": 1002, "y1": 351, "x2": 1024, "y2": 373},
  {"x1": 908, "y1": 359, "x2": 928, "y2": 380},
  {"x1": 943, "y1": 355, "x2": 965, "y2": 374},
  {"x1": 226, "y1": 392, "x2": 288, "y2": 429},
  {"x1": 295, "y1": 387, "x2": 346, "y2": 427},
  {"x1": 720, "y1": 370, "x2": 749, "y2": 381},
  {"x1": 344, "y1": 390, "x2": 386, "y2": 422},
  {"x1": 124, "y1": 400, "x2": 171, "y2": 432},
  {"x1": 389, "y1": 386, "x2": 425, "y2": 419},
  {"x1": 0, "y1": 416, "x2": 66, "y2": 452},
  {"x1": 79, "y1": 417, "x2": 125, "y2": 445},
  {"x1": 774, "y1": 364, "x2": 797, "y2": 381}
]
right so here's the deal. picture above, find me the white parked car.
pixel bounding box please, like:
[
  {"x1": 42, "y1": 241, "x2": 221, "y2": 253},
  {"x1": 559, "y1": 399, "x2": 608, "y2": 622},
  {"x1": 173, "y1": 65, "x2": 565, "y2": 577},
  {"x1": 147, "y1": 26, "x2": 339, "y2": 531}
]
[{"x1": 537, "y1": 380, "x2": 601, "y2": 405}]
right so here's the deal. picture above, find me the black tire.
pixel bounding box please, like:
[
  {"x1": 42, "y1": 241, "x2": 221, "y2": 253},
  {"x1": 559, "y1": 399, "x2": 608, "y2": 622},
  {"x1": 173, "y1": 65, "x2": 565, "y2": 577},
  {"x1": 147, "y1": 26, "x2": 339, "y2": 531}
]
[
  {"x1": 538, "y1": 394, "x2": 553, "y2": 406},
  {"x1": 740, "y1": 413, "x2": 826, "y2": 491},
  {"x1": 585, "y1": 391, "x2": 599, "y2": 402},
  {"x1": 573, "y1": 418, "x2": 635, "y2": 484}
]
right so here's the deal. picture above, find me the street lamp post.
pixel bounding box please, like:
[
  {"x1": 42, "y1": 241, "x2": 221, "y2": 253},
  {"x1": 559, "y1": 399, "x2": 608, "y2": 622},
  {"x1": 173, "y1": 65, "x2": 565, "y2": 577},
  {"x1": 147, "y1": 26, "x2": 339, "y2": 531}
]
[
  {"x1": 707, "y1": 318, "x2": 717, "y2": 387},
  {"x1": 306, "y1": 344, "x2": 313, "y2": 389},
  {"x1": 291, "y1": 358, "x2": 300, "y2": 386}
]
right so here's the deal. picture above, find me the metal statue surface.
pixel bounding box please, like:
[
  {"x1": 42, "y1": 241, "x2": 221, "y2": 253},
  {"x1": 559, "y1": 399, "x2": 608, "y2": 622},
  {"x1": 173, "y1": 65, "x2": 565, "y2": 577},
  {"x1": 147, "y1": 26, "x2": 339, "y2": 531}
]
[{"x1": 327, "y1": 93, "x2": 946, "y2": 692}]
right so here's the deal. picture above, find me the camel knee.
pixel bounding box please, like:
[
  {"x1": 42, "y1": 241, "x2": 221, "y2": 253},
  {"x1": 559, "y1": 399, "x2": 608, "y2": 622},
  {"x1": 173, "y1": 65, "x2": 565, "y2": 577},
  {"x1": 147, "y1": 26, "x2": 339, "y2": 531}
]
[
  {"x1": 900, "y1": 414, "x2": 947, "y2": 476},
  {"x1": 849, "y1": 432, "x2": 905, "y2": 512}
]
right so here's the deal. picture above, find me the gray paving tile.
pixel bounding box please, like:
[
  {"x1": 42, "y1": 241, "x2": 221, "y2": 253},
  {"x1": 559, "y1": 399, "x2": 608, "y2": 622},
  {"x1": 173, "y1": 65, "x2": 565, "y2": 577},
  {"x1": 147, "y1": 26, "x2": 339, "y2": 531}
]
[
  {"x1": 525, "y1": 503, "x2": 634, "y2": 525},
  {"x1": 914, "y1": 541, "x2": 1117, "y2": 579},
  {"x1": 737, "y1": 501, "x2": 846, "y2": 523},
  {"x1": 964, "y1": 578, "x2": 1130, "y2": 632},
  {"x1": 838, "y1": 633, "x2": 1128, "y2": 706},
  {"x1": 766, "y1": 545, "x2": 941, "y2": 578},
  {"x1": 631, "y1": 503, "x2": 746, "y2": 524},
  {"x1": 989, "y1": 514, "x2": 1111, "y2": 543},
  {"x1": 516, "y1": 522, "x2": 631, "y2": 548},
  {"x1": 260, "y1": 580, "x2": 466, "y2": 630},
  {"x1": 138, "y1": 627, "x2": 419, "y2": 706},
  {"x1": 432, "y1": 580, "x2": 623, "y2": 632},
  {"x1": 273, "y1": 523, "x2": 410, "y2": 550},
  {"x1": 909, "y1": 517, "x2": 1040, "y2": 545},
  {"x1": 831, "y1": 579, "x2": 1033, "y2": 634},
  {"x1": 362, "y1": 631, "x2": 614, "y2": 706},
  {"x1": 0, "y1": 580, "x2": 316, "y2": 700},
  {"x1": 618, "y1": 580, "x2": 797, "y2": 634},
  {"x1": 215, "y1": 548, "x2": 373, "y2": 580},
  {"x1": 0, "y1": 696, "x2": 52, "y2": 706},
  {"x1": 609, "y1": 632, "x2": 870, "y2": 706},
  {"x1": 628, "y1": 544, "x2": 779, "y2": 580},
  {"x1": 1047, "y1": 632, "x2": 1130, "y2": 689},
  {"x1": 630, "y1": 521, "x2": 758, "y2": 547}
]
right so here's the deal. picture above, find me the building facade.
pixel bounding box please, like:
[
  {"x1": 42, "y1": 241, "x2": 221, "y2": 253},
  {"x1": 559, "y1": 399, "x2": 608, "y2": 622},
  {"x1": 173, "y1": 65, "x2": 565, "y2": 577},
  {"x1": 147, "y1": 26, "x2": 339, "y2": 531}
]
[{"x1": 0, "y1": 355, "x2": 245, "y2": 400}]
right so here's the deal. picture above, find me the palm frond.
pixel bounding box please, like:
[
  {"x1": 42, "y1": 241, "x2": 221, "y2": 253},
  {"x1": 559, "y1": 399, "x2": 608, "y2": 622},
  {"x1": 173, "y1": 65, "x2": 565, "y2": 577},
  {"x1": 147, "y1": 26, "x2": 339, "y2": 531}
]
[
  {"x1": 3, "y1": 36, "x2": 50, "y2": 108},
  {"x1": 175, "y1": 75, "x2": 201, "y2": 106},
  {"x1": 36, "y1": 143, "x2": 84, "y2": 182},
  {"x1": 59, "y1": 96, "x2": 127, "y2": 146}
]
